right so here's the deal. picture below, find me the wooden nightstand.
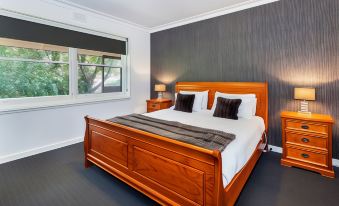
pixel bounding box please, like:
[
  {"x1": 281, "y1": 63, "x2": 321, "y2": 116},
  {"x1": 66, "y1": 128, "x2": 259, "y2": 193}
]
[
  {"x1": 281, "y1": 111, "x2": 335, "y2": 177},
  {"x1": 146, "y1": 99, "x2": 172, "y2": 113}
]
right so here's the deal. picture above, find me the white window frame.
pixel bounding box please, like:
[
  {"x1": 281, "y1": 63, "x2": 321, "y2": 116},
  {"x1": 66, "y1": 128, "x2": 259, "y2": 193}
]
[{"x1": 0, "y1": 20, "x2": 130, "y2": 115}]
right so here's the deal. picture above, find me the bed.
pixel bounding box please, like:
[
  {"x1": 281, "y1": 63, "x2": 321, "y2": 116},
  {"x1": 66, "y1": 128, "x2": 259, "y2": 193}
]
[{"x1": 84, "y1": 82, "x2": 268, "y2": 206}]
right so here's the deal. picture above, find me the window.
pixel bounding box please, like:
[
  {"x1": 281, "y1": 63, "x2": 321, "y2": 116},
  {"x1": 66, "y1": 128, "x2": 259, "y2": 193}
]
[
  {"x1": 77, "y1": 49, "x2": 124, "y2": 94},
  {"x1": 0, "y1": 38, "x2": 69, "y2": 99},
  {"x1": 0, "y1": 37, "x2": 129, "y2": 112}
]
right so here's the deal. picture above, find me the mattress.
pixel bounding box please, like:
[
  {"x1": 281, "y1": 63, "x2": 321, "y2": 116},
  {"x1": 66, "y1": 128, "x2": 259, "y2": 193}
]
[{"x1": 143, "y1": 109, "x2": 265, "y2": 188}]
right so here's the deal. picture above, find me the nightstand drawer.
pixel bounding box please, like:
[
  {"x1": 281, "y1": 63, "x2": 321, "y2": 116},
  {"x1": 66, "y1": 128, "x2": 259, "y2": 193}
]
[
  {"x1": 146, "y1": 99, "x2": 172, "y2": 113},
  {"x1": 285, "y1": 119, "x2": 328, "y2": 134},
  {"x1": 286, "y1": 132, "x2": 327, "y2": 150},
  {"x1": 148, "y1": 103, "x2": 160, "y2": 110},
  {"x1": 286, "y1": 147, "x2": 327, "y2": 167},
  {"x1": 147, "y1": 108, "x2": 158, "y2": 113}
]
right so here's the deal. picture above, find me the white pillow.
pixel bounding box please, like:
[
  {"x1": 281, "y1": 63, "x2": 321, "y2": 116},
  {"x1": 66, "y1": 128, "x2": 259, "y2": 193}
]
[
  {"x1": 211, "y1": 92, "x2": 257, "y2": 118},
  {"x1": 178, "y1": 90, "x2": 209, "y2": 109},
  {"x1": 174, "y1": 91, "x2": 203, "y2": 112},
  {"x1": 251, "y1": 98, "x2": 257, "y2": 115},
  {"x1": 200, "y1": 90, "x2": 209, "y2": 110},
  {"x1": 220, "y1": 93, "x2": 257, "y2": 116}
]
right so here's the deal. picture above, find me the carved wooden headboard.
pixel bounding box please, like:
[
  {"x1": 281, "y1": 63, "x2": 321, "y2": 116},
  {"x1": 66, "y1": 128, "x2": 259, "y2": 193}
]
[{"x1": 175, "y1": 82, "x2": 269, "y2": 131}]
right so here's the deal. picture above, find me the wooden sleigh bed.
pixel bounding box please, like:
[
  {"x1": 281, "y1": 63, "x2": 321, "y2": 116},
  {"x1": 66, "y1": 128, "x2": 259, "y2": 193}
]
[{"x1": 84, "y1": 82, "x2": 268, "y2": 206}]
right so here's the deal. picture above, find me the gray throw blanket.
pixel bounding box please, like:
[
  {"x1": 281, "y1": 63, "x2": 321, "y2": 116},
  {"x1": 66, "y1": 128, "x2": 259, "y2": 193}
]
[{"x1": 108, "y1": 114, "x2": 235, "y2": 152}]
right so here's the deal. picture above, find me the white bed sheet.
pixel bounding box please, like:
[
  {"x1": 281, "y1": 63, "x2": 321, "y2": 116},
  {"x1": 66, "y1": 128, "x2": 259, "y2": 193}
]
[{"x1": 143, "y1": 109, "x2": 265, "y2": 188}]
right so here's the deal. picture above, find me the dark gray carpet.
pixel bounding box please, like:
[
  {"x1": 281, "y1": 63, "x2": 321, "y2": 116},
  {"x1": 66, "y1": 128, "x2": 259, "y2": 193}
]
[
  {"x1": 0, "y1": 143, "x2": 338, "y2": 206},
  {"x1": 236, "y1": 151, "x2": 339, "y2": 206}
]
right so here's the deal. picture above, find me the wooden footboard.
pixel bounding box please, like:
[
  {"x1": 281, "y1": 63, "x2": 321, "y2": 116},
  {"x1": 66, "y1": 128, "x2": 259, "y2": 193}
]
[
  {"x1": 84, "y1": 82, "x2": 268, "y2": 205},
  {"x1": 84, "y1": 116, "x2": 225, "y2": 206}
]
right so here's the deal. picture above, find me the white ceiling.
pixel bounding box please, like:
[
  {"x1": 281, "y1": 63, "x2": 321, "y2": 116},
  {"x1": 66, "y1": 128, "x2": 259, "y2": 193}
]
[{"x1": 58, "y1": 0, "x2": 263, "y2": 29}]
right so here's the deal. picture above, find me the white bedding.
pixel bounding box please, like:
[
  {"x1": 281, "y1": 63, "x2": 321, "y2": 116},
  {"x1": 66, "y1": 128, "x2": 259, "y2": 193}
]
[{"x1": 143, "y1": 109, "x2": 265, "y2": 188}]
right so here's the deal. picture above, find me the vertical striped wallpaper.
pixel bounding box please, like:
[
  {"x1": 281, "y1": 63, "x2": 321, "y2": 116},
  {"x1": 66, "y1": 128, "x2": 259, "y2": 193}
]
[{"x1": 151, "y1": 0, "x2": 339, "y2": 158}]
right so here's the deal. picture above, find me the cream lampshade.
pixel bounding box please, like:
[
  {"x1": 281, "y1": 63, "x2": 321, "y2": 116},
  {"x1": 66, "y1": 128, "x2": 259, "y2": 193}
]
[
  {"x1": 294, "y1": 87, "x2": 315, "y2": 114},
  {"x1": 154, "y1": 84, "x2": 166, "y2": 99}
]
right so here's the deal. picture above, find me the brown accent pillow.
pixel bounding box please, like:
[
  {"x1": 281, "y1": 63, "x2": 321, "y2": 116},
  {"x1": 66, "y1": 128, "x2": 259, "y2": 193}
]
[
  {"x1": 213, "y1": 97, "x2": 242, "y2": 120},
  {"x1": 174, "y1": 93, "x2": 195, "y2": 113}
]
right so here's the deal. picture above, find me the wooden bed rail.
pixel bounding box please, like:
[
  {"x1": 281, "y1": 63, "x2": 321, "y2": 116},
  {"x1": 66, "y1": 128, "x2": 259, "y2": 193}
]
[{"x1": 84, "y1": 116, "x2": 224, "y2": 206}]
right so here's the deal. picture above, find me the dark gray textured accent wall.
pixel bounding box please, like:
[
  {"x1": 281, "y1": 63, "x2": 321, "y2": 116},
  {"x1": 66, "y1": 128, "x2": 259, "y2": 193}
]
[{"x1": 151, "y1": 0, "x2": 339, "y2": 158}]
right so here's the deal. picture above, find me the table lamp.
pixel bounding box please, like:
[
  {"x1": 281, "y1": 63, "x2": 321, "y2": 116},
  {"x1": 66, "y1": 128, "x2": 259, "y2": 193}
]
[
  {"x1": 155, "y1": 84, "x2": 166, "y2": 99},
  {"x1": 294, "y1": 87, "x2": 315, "y2": 114}
]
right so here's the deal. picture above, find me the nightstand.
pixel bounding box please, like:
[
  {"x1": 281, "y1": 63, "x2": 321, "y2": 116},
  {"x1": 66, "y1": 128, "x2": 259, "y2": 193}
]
[
  {"x1": 146, "y1": 99, "x2": 172, "y2": 113},
  {"x1": 281, "y1": 111, "x2": 335, "y2": 177}
]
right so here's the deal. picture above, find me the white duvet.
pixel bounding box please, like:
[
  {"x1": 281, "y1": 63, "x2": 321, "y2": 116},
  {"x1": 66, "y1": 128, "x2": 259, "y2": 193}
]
[{"x1": 143, "y1": 109, "x2": 265, "y2": 188}]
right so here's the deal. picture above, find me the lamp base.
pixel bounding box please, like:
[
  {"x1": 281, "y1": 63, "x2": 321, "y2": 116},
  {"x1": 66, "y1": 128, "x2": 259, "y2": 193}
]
[
  {"x1": 298, "y1": 111, "x2": 311, "y2": 115},
  {"x1": 298, "y1": 100, "x2": 311, "y2": 114},
  {"x1": 157, "y1": 92, "x2": 163, "y2": 99}
]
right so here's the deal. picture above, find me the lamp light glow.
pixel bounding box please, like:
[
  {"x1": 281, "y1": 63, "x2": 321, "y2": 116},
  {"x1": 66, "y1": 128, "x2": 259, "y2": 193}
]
[
  {"x1": 154, "y1": 84, "x2": 166, "y2": 99},
  {"x1": 294, "y1": 87, "x2": 315, "y2": 114}
]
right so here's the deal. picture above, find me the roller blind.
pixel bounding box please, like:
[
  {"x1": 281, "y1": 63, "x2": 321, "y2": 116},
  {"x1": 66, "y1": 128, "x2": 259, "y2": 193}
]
[{"x1": 0, "y1": 15, "x2": 126, "y2": 54}]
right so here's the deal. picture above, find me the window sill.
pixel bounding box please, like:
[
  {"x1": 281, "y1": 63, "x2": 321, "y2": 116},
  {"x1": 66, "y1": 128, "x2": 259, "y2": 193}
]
[{"x1": 0, "y1": 93, "x2": 130, "y2": 115}]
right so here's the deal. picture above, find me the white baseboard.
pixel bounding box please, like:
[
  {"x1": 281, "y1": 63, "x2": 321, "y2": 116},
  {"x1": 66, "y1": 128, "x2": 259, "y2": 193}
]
[
  {"x1": 268, "y1": 144, "x2": 339, "y2": 167},
  {"x1": 333, "y1": 159, "x2": 339, "y2": 167},
  {"x1": 0, "y1": 137, "x2": 83, "y2": 164},
  {"x1": 268, "y1": 144, "x2": 283, "y2": 153}
]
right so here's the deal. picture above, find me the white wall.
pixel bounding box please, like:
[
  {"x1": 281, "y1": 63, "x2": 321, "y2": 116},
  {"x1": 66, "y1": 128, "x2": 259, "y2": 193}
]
[{"x1": 0, "y1": 0, "x2": 150, "y2": 163}]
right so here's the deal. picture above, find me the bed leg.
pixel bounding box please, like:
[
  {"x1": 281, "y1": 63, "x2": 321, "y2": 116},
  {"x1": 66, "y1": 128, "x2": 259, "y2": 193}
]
[
  {"x1": 85, "y1": 159, "x2": 93, "y2": 168},
  {"x1": 84, "y1": 116, "x2": 92, "y2": 168}
]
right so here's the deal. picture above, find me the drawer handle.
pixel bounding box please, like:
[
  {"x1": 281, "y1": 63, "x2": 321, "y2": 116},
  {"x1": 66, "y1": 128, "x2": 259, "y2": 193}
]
[
  {"x1": 151, "y1": 104, "x2": 157, "y2": 108},
  {"x1": 301, "y1": 153, "x2": 309, "y2": 158},
  {"x1": 301, "y1": 138, "x2": 310, "y2": 143},
  {"x1": 301, "y1": 125, "x2": 309, "y2": 129}
]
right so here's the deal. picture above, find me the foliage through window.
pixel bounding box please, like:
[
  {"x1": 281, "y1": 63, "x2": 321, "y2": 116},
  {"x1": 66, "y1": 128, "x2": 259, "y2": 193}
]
[
  {"x1": 0, "y1": 38, "x2": 127, "y2": 101},
  {"x1": 0, "y1": 38, "x2": 69, "y2": 99},
  {"x1": 78, "y1": 50, "x2": 123, "y2": 94}
]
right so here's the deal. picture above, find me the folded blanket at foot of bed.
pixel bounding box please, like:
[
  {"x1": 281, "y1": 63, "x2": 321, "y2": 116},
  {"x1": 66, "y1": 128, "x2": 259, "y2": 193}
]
[{"x1": 108, "y1": 114, "x2": 235, "y2": 152}]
